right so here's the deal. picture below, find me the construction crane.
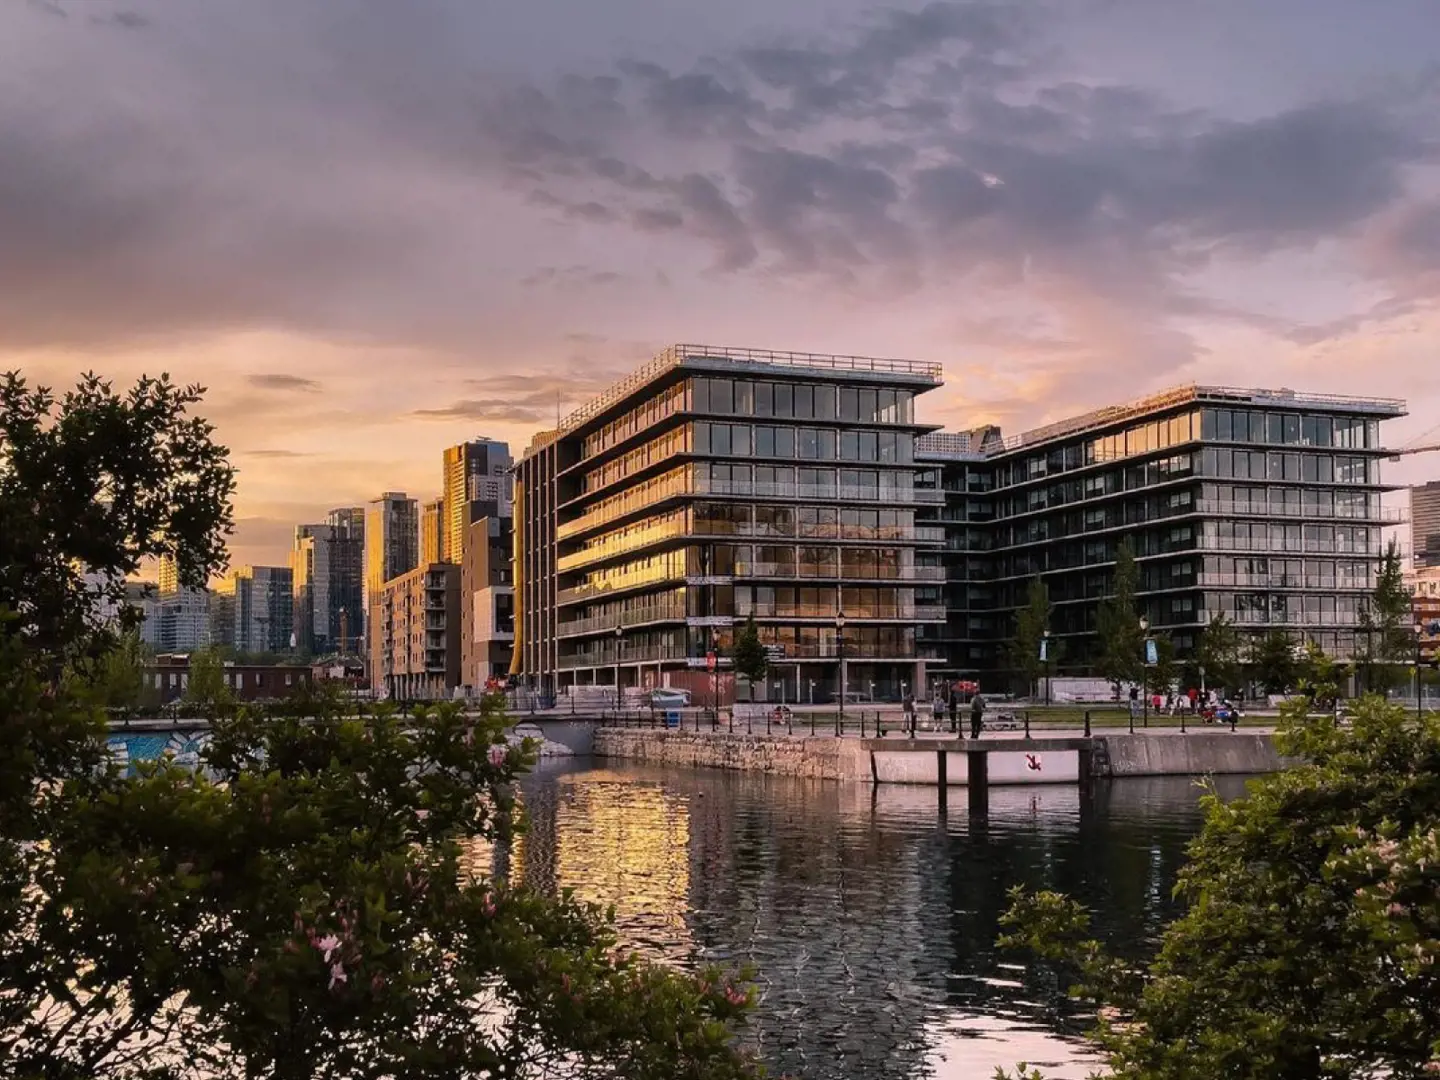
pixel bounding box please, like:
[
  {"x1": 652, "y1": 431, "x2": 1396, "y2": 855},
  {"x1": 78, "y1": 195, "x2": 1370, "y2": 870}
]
[{"x1": 1389, "y1": 420, "x2": 1440, "y2": 461}]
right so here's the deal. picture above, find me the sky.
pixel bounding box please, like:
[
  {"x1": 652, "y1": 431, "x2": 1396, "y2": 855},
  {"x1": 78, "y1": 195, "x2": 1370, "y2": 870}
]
[{"x1": 4, "y1": 0, "x2": 1440, "y2": 569}]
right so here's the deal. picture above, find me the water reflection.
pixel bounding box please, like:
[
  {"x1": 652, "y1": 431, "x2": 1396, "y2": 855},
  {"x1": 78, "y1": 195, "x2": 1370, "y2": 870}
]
[{"x1": 497, "y1": 762, "x2": 1248, "y2": 1080}]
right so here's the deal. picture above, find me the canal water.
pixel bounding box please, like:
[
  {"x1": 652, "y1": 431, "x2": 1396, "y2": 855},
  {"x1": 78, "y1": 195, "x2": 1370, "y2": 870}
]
[{"x1": 484, "y1": 760, "x2": 1251, "y2": 1080}]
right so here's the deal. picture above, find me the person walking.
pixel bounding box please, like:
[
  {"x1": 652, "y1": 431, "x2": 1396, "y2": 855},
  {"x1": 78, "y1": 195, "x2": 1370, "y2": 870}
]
[
  {"x1": 948, "y1": 690, "x2": 959, "y2": 733},
  {"x1": 969, "y1": 690, "x2": 986, "y2": 739},
  {"x1": 931, "y1": 693, "x2": 944, "y2": 731},
  {"x1": 902, "y1": 691, "x2": 915, "y2": 737}
]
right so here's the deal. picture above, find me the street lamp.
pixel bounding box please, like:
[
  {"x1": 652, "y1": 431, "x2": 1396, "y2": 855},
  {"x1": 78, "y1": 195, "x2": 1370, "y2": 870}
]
[
  {"x1": 1139, "y1": 616, "x2": 1150, "y2": 728},
  {"x1": 1042, "y1": 629, "x2": 1052, "y2": 707},
  {"x1": 711, "y1": 627, "x2": 721, "y2": 722},
  {"x1": 614, "y1": 624, "x2": 623, "y2": 715},
  {"x1": 1415, "y1": 619, "x2": 1425, "y2": 721},
  {"x1": 835, "y1": 610, "x2": 847, "y2": 736}
]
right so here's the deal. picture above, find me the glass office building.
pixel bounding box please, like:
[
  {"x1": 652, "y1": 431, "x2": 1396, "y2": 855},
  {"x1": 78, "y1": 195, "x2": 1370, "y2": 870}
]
[
  {"x1": 972, "y1": 385, "x2": 1406, "y2": 671},
  {"x1": 513, "y1": 345, "x2": 946, "y2": 699}
]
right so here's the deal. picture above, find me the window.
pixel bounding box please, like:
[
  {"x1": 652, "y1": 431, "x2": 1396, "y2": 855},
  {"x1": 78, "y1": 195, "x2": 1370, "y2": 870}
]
[
  {"x1": 755, "y1": 427, "x2": 775, "y2": 457},
  {"x1": 710, "y1": 379, "x2": 734, "y2": 415},
  {"x1": 798, "y1": 428, "x2": 818, "y2": 459},
  {"x1": 774, "y1": 426, "x2": 795, "y2": 457},
  {"x1": 754, "y1": 383, "x2": 773, "y2": 417},
  {"x1": 774, "y1": 383, "x2": 793, "y2": 418},
  {"x1": 793, "y1": 384, "x2": 813, "y2": 419},
  {"x1": 858, "y1": 430, "x2": 878, "y2": 461},
  {"x1": 817, "y1": 429, "x2": 837, "y2": 460},
  {"x1": 839, "y1": 387, "x2": 859, "y2": 421},
  {"x1": 815, "y1": 385, "x2": 836, "y2": 420}
]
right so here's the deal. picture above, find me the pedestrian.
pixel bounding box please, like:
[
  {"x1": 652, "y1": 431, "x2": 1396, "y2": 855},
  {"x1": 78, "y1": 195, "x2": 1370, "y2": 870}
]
[
  {"x1": 903, "y1": 690, "x2": 915, "y2": 735},
  {"x1": 948, "y1": 690, "x2": 959, "y2": 732},
  {"x1": 1187, "y1": 687, "x2": 1198, "y2": 714},
  {"x1": 1128, "y1": 684, "x2": 1140, "y2": 720},
  {"x1": 931, "y1": 693, "x2": 944, "y2": 731},
  {"x1": 969, "y1": 690, "x2": 986, "y2": 739}
]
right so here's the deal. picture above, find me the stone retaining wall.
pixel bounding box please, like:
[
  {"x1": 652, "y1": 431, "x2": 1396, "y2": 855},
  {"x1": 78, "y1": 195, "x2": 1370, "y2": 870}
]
[
  {"x1": 1097, "y1": 732, "x2": 1291, "y2": 776},
  {"x1": 593, "y1": 727, "x2": 872, "y2": 781}
]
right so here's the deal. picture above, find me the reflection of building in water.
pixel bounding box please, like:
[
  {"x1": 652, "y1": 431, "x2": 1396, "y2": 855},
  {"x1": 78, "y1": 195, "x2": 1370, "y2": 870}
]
[
  {"x1": 681, "y1": 773, "x2": 953, "y2": 1080},
  {"x1": 512, "y1": 770, "x2": 694, "y2": 964}
]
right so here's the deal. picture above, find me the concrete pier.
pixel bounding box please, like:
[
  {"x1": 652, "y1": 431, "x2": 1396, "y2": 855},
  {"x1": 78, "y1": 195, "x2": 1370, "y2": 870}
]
[{"x1": 593, "y1": 727, "x2": 1289, "y2": 785}]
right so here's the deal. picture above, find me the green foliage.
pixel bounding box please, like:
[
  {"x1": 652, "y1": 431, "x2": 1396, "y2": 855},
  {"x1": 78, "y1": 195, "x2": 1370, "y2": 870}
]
[
  {"x1": 1296, "y1": 642, "x2": 1345, "y2": 709},
  {"x1": 1007, "y1": 576, "x2": 1051, "y2": 695},
  {"x1": 0, "y1": 371, "x2": 235, "y2": 672},
  {"x1": 1096, "y1": 539, "x2": 1143, "y2": 688},
  {"x1": 65, "y1": 629, "x2": 157, "y2": 719},
  {"x1": 182, "y1": 647, "x2": 235, "y2": 719},
  {"x1": 1358, "y1": 538, "x2": 1413, "y2": 691},
  {"x1": 1000, "y1": 695, "x2": 1440, "y2": 1080},
  {"x1": 1248, "y1": 627, "x2": 1299, "y2": 694},
  {"x1": 1, "y1": 375, "x2": 760, "y2": 1079},
  {"x1": 1195, "y1": 613, "x2": 1242, "y2": 693},
  {"x1": 731, "y1": 615, "x2": 768, "y2": 686}
]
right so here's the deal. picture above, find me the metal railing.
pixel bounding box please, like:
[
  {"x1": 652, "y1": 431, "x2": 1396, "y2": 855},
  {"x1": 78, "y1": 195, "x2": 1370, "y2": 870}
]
[
  {"x1": 1196, "y1": 572, "x2": 1376, "y2": 590},
  {"x1": 558, "y1": 344, "x2": 942, "y2": 435},
  {"x1": 1195, "y1": 499, "x2": 1406, "y2": 523}
]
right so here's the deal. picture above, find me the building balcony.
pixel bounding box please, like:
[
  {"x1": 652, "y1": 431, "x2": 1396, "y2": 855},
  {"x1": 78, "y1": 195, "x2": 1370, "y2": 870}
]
[
  {"x1": 1195, "y1": 499, "x2": 1406, "y2": 523},
  {"x1": 735, "y1": 562, "x2": 942, "y2": 582},
  {"x1": 557, "y1": 602, "x2": 689, "y2": 639},
  {"x1": 1196, "y1": 572, "x2": 1376, "y2": 591}
]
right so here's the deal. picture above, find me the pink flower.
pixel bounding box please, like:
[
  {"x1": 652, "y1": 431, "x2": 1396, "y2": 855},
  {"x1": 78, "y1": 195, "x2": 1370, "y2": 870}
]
[
  {"x1": 371, "y1": 973, "x2": 385, "y2": 993},
  {"x1": 329, "y1": 962, "x2": 347, "y2": 990},
  {"x1": 482, "y1": 895, "x2": 497, "y2": 918},
  {"x1": 1387, "y1": 903, "x2": 1407, "y2": 918},
  {"x1": 488, "y1": 745, "x2": 507, "y2": 768},
  {"x1": 316, "y1": 934, "x2": 341, "y2": 962},
  {"x1": 724, "y1": 986, "x2": 747, "y2": 1006}
]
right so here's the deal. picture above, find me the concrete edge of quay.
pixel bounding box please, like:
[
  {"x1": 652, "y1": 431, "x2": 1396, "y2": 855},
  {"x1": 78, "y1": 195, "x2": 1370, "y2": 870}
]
[{"x1": 592, "y1": 726, "x2": 1297, "y2": 784}]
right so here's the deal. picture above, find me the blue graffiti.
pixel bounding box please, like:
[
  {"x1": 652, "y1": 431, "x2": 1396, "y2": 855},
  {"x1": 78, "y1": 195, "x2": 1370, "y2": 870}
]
[{"x1": 107, "y1": 731, "x2": 212, "y2": 774}]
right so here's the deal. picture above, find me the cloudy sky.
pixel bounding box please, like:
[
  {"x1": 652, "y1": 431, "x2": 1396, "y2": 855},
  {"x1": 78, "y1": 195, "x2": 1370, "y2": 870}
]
[{"x1": 5, "y1": 0, "x2": 1440, "y2": 568}]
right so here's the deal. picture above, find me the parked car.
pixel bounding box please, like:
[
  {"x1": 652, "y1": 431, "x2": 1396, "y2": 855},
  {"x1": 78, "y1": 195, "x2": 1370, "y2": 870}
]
[{"x1": 649, "y1": 688, "x2": 692, "y2": 709}]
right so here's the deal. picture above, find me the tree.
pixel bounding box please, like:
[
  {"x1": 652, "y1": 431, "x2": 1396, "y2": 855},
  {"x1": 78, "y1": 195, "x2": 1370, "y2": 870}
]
[
  {"x1": 182, "y1": 647, "x2": 235, "y2": 719},
  {"x1": 1007, "y1": 576, "x2": 1051, "y2": 697},
  {"x1": 1248, "y1": 627, "x2": 1299, "y2": 695},
  {"x1": 0, "y1": 372, "x2": 236, "y2": 674},
  {"x1": 1, "y1": 375, "x2": 760, "y2": 1079},
  {"x1": 999, "y1": 695, "x2": 1440, "y2": 1080},
  {"x1": 1095, "y1": 539, "x2": 1143, "y2": 690},
  {"x1": 731, "y1": 615, "x2": 768, "y2": 688},
  {"x1": 66, "y1": 628, "x2": 156, "y2": 719},
  {"x1": 1358, "y1": 538, "x2": 1413, "y2": 691},
  {"x1": 1195, "y1": 612, "x2": 1242, "y2": 694}
]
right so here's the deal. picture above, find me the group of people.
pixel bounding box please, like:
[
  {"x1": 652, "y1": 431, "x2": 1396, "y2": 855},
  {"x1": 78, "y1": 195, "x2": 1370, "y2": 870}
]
[
  {"x1": 902, "y1": 687, "x2": 987, "y2": 738},
  {"x1": 1128, "y1": 685, "x2": 1243, "y2": 721}
]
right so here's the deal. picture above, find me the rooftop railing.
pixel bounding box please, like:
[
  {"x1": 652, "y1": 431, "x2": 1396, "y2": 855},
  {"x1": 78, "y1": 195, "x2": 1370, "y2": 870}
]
[{"x1": 558, "y1": 343, "x2": 942, "y2": 434}]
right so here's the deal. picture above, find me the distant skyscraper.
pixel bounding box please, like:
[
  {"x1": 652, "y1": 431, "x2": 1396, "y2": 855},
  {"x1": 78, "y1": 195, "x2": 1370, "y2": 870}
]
[
  {"x1": 216, "y1": 566, "x2": 294, "y2": 654},
  {"x1": 421, "y1": 497, "x2": 446, "y2": 564},
  {"x1": 364, "y1": 492, "x2": 419, "y2": 617},
  {"x1": 291, "y1": 508, "x2": 364, "y2": 656},
  {"x1": 1413, "y1": 481, "x2": 1440, "y2": 568},
  {"x1": 157, "y1": 555, "x2": 181, "y2": 595},
  {"x1": 443, "y1": 439, "x2": 512, "y2": 567}
]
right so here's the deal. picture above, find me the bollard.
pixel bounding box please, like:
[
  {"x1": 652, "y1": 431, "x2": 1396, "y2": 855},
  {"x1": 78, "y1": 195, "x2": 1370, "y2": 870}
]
[
  {"x1": 766, "y1": 710, "x2": 772, "y2": 735},
  {"x1": 728, "y1": 709, "x2": 733, "y2": 733},
  {"x1": 1083, "y1": 710, "x2": 1091, "y2": 738},
  {"x1": 746, "y1": 709, "x2": 752, "y2": 735},
  {"x1": 787, "y1": 711, "x2": 793, "y2": 736},
  {"x1": 1024, "y1": 711, "x2": 1031, "y2": 739},
  {"x1": 810, "y1": 711, "x2": 816, "y2": 737},
  {"x1": 1180, "y1": 709, "x2": 1187, "y2": 735},
  {"x1": 1230, "y1": 712, "x2": 1238, "y2": 733},
  {"x1": 1128, "y1": 707, "x2": 1135, "y2": 735}
]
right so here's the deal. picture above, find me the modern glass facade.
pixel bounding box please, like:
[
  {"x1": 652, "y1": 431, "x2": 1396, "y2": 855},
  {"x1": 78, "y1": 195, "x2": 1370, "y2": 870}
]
[
  {"x1": 514, "y1": 345, "x2": 945, "y2": 699},
  {"x1": 920, "y1": 386, "x2": 1406, "y2": 684},
  {"x1": 517, "y1": 365, "x2": 1406, "y2": 695}
]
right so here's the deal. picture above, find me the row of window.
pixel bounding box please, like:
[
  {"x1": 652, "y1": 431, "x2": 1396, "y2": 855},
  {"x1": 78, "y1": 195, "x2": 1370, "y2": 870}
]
[
  {"x1": 692, "y1": 377, "x2": 915, "y2": 425},
  {"x1": 1200, "y1": 409, "x2": 1377, "y2": 449},
  {"x1": 692, "y1": 502, "x2": 918, "y2": 540},
  {"x1": 703, "y1": 462, "x2": 916, "y2": 494},
  {"x1": 994, "y1": 412, "x2": 1200, "y2": 488},
  {"x1": 582, "y1": 423, "x2": 689, "y2": 495},
  {"x1": 1201, "y1": 449, "x2": 1372, "y2": 484},
  {"x1": 581, "y1": 381, "x2": 688, "y2": 459},
  {"x1": 695, "y1": 422, "x2": 916, "y2": 463}
]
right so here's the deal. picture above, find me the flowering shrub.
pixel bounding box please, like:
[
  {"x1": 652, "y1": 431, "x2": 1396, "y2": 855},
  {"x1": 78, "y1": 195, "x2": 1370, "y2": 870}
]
[{"x1": 999, "y1": 694, "x2": 1440, "y2": 1079}]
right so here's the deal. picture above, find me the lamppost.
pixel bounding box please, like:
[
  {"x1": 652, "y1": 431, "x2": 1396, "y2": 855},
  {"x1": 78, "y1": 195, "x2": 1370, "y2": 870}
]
[
  {"x1": 1415, "y1": 616, "x2": 1425, "y2": 721},
  {"x1": 1042, "y1": 629, "x2": 1052, "y2": 707},
  {"x1": 1139, "y1": 616, "x2": 1150, "y2": 728},
  {"x1": 711, "y1": 627, "x2": 721, "y2": 723},
  {"x1": 614, "y1": 624, "x2": 623, "y2": 715},
  {"x1": 835, "y1": 610, "x2": 847, "y2": 736}
]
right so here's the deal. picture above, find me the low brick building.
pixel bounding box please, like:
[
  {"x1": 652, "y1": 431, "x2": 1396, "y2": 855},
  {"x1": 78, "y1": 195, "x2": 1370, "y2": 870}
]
[{"x1": 368, "y1": 563, "x2": 461, "y2": 700}]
